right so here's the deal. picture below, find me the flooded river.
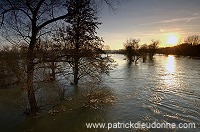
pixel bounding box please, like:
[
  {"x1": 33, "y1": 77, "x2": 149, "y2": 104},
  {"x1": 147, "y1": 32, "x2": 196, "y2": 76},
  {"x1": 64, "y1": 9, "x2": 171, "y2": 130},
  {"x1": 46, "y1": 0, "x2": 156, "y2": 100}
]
[{"x1": 0, "y1": 54, "x2": 199, "y2": 131}]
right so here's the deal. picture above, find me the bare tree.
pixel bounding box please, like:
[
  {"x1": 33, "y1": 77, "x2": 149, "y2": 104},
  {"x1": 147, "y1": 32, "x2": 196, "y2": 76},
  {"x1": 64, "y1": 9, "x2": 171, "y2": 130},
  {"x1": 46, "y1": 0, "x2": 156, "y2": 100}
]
[
  {"x1": 0, "y1": 0, "x2": 118, "y2": 113},
  {"x1": 0, "y1": 0, "x2": 76, "y2": 113},
  {"x1": 124, "y1": 38, "x2": 140, "y2": 64},
  {"x1": 148, "y1": 40, "x2": 159, "y2": 60},
  {"x1": 139, "y1": 44, "x2": 148, "y2": 62},
  {"x1": 184, "y1": 35, "x2": 200, "y2": 45},
  {"x1": 54, "y1": 0, "x2": 114, "y2": 85}
]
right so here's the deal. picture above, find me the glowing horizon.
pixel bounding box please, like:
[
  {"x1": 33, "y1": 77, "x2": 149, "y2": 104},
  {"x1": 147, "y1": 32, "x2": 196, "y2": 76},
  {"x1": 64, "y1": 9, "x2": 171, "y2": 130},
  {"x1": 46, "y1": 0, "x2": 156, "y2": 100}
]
[
  {"x1": 98, "y1": 0, "x2": 200, "y2": 50},
  {"x1": 99, "y1": 31, "x2": 184, "y2": 50}
]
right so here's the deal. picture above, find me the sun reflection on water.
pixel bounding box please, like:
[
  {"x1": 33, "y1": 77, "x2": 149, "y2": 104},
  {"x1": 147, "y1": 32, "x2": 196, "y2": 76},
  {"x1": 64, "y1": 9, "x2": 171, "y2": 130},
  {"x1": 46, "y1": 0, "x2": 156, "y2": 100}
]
[
  {"x1": 165, "y1": 55, "x2": 176, "y2": 74},
  {"x1": 162, "y1": 55, "x2": 178, "y2": 90}
]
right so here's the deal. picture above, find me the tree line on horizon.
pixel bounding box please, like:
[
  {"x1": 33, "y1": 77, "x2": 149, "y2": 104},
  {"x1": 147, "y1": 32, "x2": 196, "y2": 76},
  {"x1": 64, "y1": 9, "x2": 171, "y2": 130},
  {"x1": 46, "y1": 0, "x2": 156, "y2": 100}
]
[
  {"x1": 157, "y1": 35, "x2": 200, "y2": 57},
  {"x1": 106, "y1": 35, "x2": 200, "y2": 60}
]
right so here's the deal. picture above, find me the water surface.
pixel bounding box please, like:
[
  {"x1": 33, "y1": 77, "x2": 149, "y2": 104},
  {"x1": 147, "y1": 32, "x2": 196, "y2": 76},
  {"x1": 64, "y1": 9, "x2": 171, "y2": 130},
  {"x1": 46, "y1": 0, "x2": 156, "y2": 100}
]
[{"x1": 0, "y1": 54, "x2": 199, "y2": 131}]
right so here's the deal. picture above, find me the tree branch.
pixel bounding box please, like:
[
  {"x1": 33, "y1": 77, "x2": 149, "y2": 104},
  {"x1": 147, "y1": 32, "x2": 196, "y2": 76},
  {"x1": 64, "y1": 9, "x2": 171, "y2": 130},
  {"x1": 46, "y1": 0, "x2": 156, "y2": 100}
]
[
  {"x1": 35, "y1": 0, "x2": 46, "y2": 14},
  {"x1": 25, "y1": 0, "x2": 34, "y2": 14},
  {"x1": 37, "y1": 14, "x2": 69, "y2": 30}
]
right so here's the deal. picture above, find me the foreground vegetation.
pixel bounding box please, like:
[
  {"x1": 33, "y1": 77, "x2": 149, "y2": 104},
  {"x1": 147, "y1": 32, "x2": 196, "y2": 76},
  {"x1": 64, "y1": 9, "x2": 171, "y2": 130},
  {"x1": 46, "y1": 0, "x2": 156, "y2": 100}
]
[{"x1": 0, "y1": 0, "x2": 116, "y2": 114}]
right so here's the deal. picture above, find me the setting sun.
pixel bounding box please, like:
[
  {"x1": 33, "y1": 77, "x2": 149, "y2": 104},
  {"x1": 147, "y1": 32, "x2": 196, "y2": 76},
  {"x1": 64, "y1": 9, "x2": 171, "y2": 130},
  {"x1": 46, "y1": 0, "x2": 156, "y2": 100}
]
[
  {"x1": 167, "y1": 35, "x2": 178, "y2": 45},
  {"x1": 159, "y1": 33, "x2": 181, "y2": 47}
]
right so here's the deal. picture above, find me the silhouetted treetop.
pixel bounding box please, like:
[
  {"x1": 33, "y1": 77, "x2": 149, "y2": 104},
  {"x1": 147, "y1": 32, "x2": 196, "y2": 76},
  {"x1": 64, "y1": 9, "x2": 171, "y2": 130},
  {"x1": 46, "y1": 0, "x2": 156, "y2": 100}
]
[{"x1": 184, "y1": 35, "x2": 200, "y2": 45}]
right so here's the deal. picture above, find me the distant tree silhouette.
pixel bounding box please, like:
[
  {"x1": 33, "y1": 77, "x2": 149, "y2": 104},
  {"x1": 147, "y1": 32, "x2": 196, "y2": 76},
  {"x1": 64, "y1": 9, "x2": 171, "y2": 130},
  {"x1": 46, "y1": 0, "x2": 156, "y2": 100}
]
[
  {"x1": 148, "y1": 40, "x2": 159, "y2": 60},
  {"x1": 124, "y1": 38, "x2": 140, "y2": 64},
  {"x1": 184, "y1": 35, "x2": 200, "y2": 45},
  {"x1": 103, "y1": 45, "x2": 111, "y2": 51},
  {"x1": 157, "y1": 35, "x2": 200, "y2": 57},
  {"x1": 123, "y1": 39, "x2": 159, "y2": 63},
  {"x1": 0, "y1": 45, "x2": 26, "y2": 88},
  {"x1": 139, "y1": 44, "x2": 148, "y2": 62}
]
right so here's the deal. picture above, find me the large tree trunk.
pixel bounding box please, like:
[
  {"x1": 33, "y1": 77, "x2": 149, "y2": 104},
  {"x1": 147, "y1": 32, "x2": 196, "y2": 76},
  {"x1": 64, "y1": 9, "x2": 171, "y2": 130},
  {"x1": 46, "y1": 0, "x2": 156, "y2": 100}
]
[
  {"x1": 27, "y1": 49, "x2": 38, "y2": 113},
  {"x1": 73, "y1": 56, "x2": 79, "y2": 85},
  {"x1": 73, "y1": 39, "x2": 79, "y2": 85},
  {"x1": 27, "y1": 58, "x2": 38, "y2": 113},
  {"x1": 51, "y1": 62, "x2": 56, "y2": 81},
  {"x1": 26, "y1": 23, "x2": 38, "y2": 113}
]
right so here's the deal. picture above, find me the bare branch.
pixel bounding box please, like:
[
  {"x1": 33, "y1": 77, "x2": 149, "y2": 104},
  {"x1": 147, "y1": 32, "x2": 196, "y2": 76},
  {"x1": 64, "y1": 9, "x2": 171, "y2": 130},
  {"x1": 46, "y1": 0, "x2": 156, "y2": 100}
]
[
  {"x1": 35, "y1": 0, "x2": 46, "y2": 13},
  {"x1": 25, "y1": 1, "x2": 34, "y2": 14},
  {"x1": 37, "y1": 14, "x2": 69, "y2": 31}
]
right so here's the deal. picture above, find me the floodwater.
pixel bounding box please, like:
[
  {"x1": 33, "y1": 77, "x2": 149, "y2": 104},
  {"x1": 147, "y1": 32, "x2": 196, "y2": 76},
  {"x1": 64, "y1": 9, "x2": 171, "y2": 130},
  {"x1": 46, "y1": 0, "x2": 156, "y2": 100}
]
[{"x1": 0, "y1": 54, "x2": 200, "y2": 132}]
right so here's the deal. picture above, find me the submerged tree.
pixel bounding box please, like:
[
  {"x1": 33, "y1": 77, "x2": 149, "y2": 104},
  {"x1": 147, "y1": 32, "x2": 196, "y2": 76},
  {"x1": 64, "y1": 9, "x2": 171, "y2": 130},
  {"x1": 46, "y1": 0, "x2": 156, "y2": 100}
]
[
  {"x1": 139, "y1": 44, "x2": 148, "y2": 62},
  {"x1": 148, "y1": 40, "x2": 159, "y2": 60},
  {"x1": 54, "y1": 0, "x2": 113, "y2": 84},
  {"x1": 124, "y1": 38, "x2": 140, "y2": 64},
  {"x1": 0, "y1": 0, "x2": 118, "y2": 113},
  {"x1": 123, "y1": 38, "x2": 160, "y2": 63},
  {"x1": 0, "y1": 45, "x2": 26, "y2": 88},
  {"x1": 0, "y1": 0, "x2": 76, "y2": 113}
]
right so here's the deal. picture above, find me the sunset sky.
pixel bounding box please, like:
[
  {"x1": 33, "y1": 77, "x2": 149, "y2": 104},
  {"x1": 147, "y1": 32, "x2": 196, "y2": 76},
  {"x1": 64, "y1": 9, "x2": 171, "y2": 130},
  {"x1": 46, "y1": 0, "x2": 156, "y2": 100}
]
[{"x1": 98, "y1": 0, "x2": 200, "y2": 50}]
